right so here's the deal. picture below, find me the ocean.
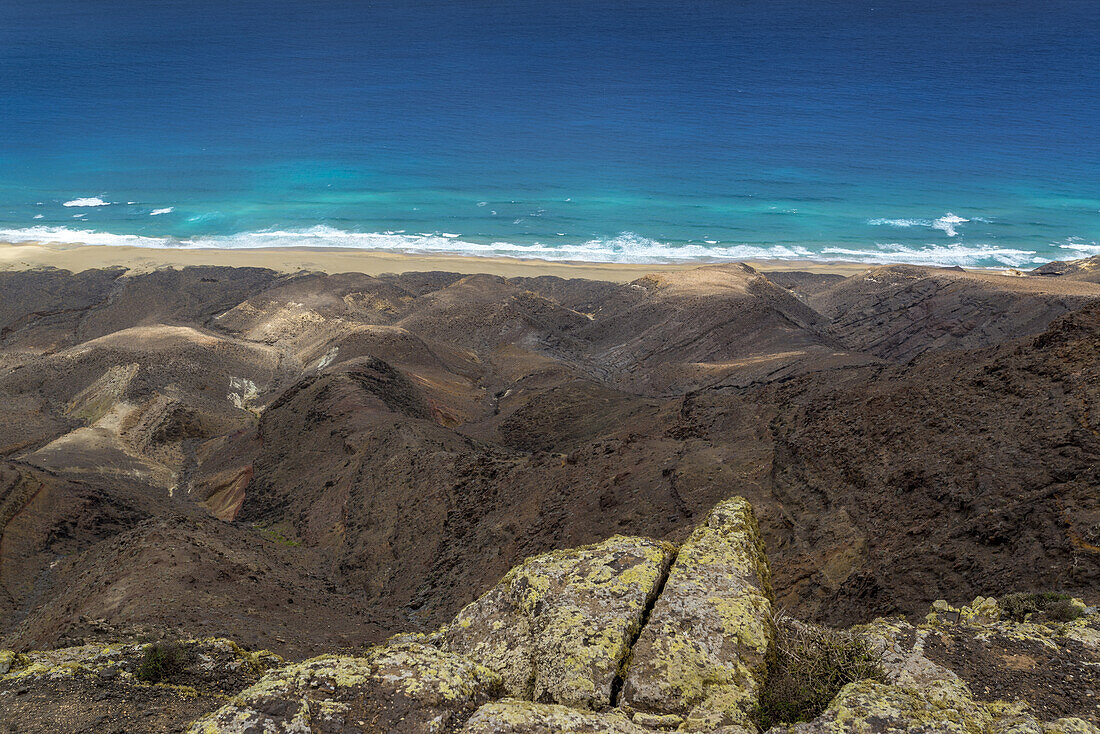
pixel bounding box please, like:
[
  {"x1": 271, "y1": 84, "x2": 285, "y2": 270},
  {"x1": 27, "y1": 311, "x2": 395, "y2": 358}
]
[{"x1": 1, "y1": 0, "x2": 1097, "y2": 268}]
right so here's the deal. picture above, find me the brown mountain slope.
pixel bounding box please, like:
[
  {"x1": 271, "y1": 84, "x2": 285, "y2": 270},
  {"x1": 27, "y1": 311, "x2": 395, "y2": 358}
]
[
  {"x1": 0, "y1": 263, "x2": 1097, "y2": 654},
  {"x1": 0, "y1": 266, "x2": 281, "y2": 351},
  {"x1": 752, "y1": 300, "x2": 1100, "y2": 624},
  {"x1": 809, "y1": 264, "x2": 1100, "y2": 360},
  {"x1": 5, "y1": 514, "x2": 386, "y2": 658},
  {"x1": 0, "y1": 462, "x2": 150, "y2": 636},
  {"x1": 573, "y1": 264, "x2": 870, "y2": 393}
]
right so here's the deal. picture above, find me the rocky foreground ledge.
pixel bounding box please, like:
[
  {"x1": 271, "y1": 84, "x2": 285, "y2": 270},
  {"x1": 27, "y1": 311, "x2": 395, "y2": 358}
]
[{"x1": 2, "y1": 498, "x2": 1097, "y2": 734}]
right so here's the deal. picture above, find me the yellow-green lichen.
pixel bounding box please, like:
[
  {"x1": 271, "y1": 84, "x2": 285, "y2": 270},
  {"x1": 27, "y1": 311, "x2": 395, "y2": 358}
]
[
  {"x1": 443, "y1": 534, "x2": 676, "y2": 709},
  {"x1": 0, "y1": 650, "x2": 24, "y2": 675},
  {"x1": 463, "y1": 698, "x2": 652, "y2": 733},
  {"x1": 190, "y1": 642, "x2": 502, "y2": 733},
  {"x1": 827, "y1": 679, "x2": 992, "y2": 734},
  {"x1": 621, "y1": 496, "x2": 774, "y2": 727},
  {"x1": 1042, "y1": 718, "x2": 1100, "y2": 734}
]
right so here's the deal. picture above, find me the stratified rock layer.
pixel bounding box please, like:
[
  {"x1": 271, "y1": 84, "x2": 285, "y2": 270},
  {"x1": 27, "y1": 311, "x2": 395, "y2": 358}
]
[
  {"x1": 621, "y1": 497, "x2": 774, "y2": 730},
  {"x1": 443, "y1": 535, "x2": 675, "y2": 709}
]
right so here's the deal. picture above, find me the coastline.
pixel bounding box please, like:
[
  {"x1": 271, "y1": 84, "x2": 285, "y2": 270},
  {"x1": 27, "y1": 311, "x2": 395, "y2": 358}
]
[{"x1": 0, "y1": 240, "x2": 883, "y2": 281}]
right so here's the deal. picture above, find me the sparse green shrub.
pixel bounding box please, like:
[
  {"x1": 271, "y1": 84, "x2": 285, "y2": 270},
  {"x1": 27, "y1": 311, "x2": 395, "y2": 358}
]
[
  {"x1": 752, "y1": 613, "x2": 885, "y2": 730},
  {"x1": 254, "y1": 523, "x2": 301, "y2": 547},
  {"x1": 999, "y1": 592, "x2": 1080, "y2": 623},
  {"x1": 135, "y1": 641, "x2": 191, "y2": 683},
  {"x1": 1043, "y1": 599, "x2": 1084, "y2": 623}
]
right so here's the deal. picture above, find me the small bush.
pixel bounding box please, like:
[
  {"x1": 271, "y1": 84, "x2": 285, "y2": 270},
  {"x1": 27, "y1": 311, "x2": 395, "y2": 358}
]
[
  {"x1": 254, "y1": 523, "x2": 301, "y2": 547},
  {"x1": 1044, "y1": 599, "x2": 1084, "y2": 623},
  {"x1": 999, "y1": 592, "x2": 1080, "y2": 623},
  {"x1": 135, "y1": 641, "x2": 191, "y2": 683},
  {"x1": 752, "y1": 613, "x2": 886, "y2": 730}
]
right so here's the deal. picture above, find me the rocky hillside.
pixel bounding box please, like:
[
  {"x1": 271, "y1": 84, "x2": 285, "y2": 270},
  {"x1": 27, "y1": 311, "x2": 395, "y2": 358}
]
[
  {"x1": 0, "y1": 260, "x2": 1098, "y2": 662},
  {"x1": 2, "y1": 497, "x2": 1096, "y2": 733}
]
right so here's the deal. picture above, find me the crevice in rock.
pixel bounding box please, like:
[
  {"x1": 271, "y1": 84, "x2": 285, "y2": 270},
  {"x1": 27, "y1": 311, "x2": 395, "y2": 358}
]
[{"x1": 610, "y1": 546, "x2": 677, "y2": 707}]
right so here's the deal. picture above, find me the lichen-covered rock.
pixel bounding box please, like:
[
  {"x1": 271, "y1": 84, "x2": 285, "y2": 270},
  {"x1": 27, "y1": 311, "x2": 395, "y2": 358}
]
[
  {"x1": 1063, "y1": 616, "x2": 1100, "y2": 649},
  {"x1": 620, "y1": 496, "x2": 773, "y2": 730},
  {"x1": 631, "y1": 711, "x2": 684, "y2": 730},
  {"x1": 956, "y1": 612, "x2": 1100, "y2": 653},
  {"x1": 0, "y1": 650, "x2": 20, "y2": 675},
  {"x1": 1043, "y1": 718, "x2": 1100, "y2": 734},
  {"x1": 855, "y1": 617, "x2": 958, "y2": 690},
  {"x1": 190, "y1": 641, "x2": 502, "y2": 733},
  {"x1": 442, "y1": 535, "x2": 675, "y2": 710},
  {"x1": 987, "y1": 705, "x2": 1099, "y2": 734},
  {"x1": 460, "y1": 699, "x2": 651, "y2": 733},
  {"x1": 0, "y1": 638, "x2": 279, "y2": 691},
  {"x1": 926, "y1": 596, "x2": 1001, "y2": 625},
  {"x1": 776, "y1": 679, "x2": 993, "y2": 734},
  {"x1": 965, "y1": 596, "x2": 1004, "y2": 623},
  {"x1": 991, "y1": 703, "x2": 1045, "y2": 734}
]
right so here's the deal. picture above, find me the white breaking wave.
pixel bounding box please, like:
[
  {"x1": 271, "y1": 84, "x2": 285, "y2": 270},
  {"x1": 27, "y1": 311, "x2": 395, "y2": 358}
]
[
  {"x1": 932, "y1": 213, "x2": 969, "y2": 237},
  {"x1": 149, "y1": 207, "x2": 174, "y2": 216},
  {"x1": 0, "y1": 225, "x2": 813, "y2": 262},
  {"x1": 62, "y1": 197, "x2": 112, "y2": 207},
  {"x1": 867, "y1": 217, "x2": 929, "y2": 228},
  {"x1": 822, "y1": 243, "x2": 1040, "y2": 268},
  {"x1": 0, "y1": 224, "x2": 1074, "y2": 268},
  {"x1": 869, "y1": 212, "x2": 971, "y2": 237},
  {"x1": 0, "y1": 226, "x2": 170, "y2": 248},
  {"x1": 1056, "y1": 237, "x2": 1100, "y2": 255}
]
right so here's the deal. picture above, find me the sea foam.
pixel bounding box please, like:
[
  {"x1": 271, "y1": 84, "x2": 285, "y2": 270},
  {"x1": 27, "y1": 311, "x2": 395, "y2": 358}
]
[
  {"x1": 62, "y1": 197, "x2": 112, "y2": 207},
  {"x1": 0, "y1": 224, "x2": 1074, "y2": 269},
  {"x1": 0, "y1": 226, "x2": 169, "y2": 248},
  {"x1": 869, "y1": 213, "x2": 970, "y2": 237},
  {"x1": 822, "y1": 242, "x2": 1039, "y2": 267},
  {"x1": 932, "y1": 213, "x2": 969, "y2": 237}
]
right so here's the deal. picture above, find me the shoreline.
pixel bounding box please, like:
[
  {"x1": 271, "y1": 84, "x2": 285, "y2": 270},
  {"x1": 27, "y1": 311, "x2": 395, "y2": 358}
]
[
  {"x1": 0, "y1": 240, "x2": 998, "y2": 281},
  {"x1": 0, "y1": 241, "x2": 881, "y2": 280}
]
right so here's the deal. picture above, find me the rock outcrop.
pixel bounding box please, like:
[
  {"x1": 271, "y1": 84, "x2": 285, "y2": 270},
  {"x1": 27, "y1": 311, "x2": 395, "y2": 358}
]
[
  {"x1": 3, "y1": 496, "x2": 1099, "y2": 733},
  {"x1": 442, "y1": 535, "x2": 675, "y2": 709},
  {"x1": 183, "y1": 498, "x2": 777, "y2": 734},
  {"x1": 462, "y1": 700, "x2": 652, "y2": 733},
  {"x1": 190, "y1": 642, "x2": 502, "y2": 733},
  {"x1": 621, "y1": 496, "x2": 774, "y2": 731},
  {"x1": 0, "y1": 638, "x2": 282, "y2": 733}
]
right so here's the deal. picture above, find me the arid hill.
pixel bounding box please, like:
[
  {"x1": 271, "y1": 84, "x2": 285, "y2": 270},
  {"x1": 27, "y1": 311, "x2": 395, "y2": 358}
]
[{"x1": 0, "y1": 259, "x2": 1098, "y2": 661}]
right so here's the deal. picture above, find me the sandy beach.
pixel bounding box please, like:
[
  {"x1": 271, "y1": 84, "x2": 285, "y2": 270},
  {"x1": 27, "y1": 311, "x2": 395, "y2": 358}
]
[{"x1": 1, "y1": 240, "x2": 885, "y2": 280}]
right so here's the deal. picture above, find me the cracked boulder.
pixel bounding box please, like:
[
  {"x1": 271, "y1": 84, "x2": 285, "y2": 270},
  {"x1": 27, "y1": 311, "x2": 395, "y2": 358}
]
[
  {"x1": 442, "y1": 535, "x2": 676, "y2": 710},
  {"x1": 189, "y1": 641, "x2": 502, "y2": 733},
  {"x1": 621, "y1": 496, "x2": 774, "y2": 731}
]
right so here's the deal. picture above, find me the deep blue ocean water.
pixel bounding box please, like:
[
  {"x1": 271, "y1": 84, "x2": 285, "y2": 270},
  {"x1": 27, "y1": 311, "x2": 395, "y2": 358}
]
[{"x1": 1, "y1": 0, "x2": 1097, "y2": 267}]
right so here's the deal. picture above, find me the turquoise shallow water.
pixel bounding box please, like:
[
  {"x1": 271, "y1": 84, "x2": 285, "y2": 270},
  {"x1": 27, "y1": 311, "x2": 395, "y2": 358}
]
[{"x1": 1, "y1": 0, "x2": 1098, "y2": 267}]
